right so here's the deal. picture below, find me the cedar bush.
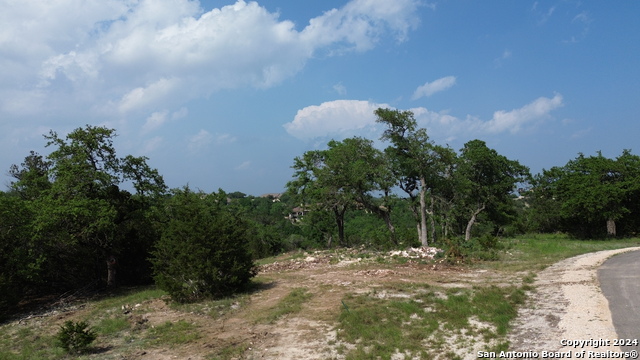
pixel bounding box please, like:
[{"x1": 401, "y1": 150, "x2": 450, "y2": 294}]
[
  {"x1": 56, "y1": 320, "x2": 97, "y2": 353},
  {"x1": 151, "y1": 187, "x2": 256, "y2": 303}
]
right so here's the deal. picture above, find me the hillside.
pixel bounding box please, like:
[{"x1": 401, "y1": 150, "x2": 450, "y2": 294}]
[{"x1": 1, "y1": 237, "x2": 639, "y2": 360}]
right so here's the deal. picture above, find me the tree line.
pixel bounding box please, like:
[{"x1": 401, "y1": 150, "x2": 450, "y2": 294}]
[{"x1": 2, "y1": 109, "x2": 640, "y2": 316}]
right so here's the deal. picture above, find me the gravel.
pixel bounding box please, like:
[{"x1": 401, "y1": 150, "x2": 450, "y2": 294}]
[{"x1": 507, "y1": 247, "x2": 640, "y2": 357}]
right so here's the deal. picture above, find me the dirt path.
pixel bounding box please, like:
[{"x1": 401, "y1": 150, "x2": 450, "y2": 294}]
[{"x1": 508, "y1": 247, "x2": 640, "y2": 357}]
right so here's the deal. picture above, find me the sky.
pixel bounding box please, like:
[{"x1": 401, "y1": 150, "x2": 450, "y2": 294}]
[{"x1": 1, "y1": 0, "x2": 639, "y2": 196}]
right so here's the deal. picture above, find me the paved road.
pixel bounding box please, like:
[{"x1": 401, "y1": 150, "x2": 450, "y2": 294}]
[{"x1": 598, "y1": 250, "x2": 640, "y2": 358}]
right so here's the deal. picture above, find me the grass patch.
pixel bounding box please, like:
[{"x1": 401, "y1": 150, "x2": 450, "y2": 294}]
[
  {"x1": 90, "y1": 286, "x2": 166, "y2": 313},
  {"x1": 0, "y1": 326, "x2": 66, "y2": 360},
  {"x1": 486, "y1": 234, "x2": 640, "y2": 272},
  {"x1": 256, "y1": 287, "x2": 312, "y2": 324},
  {"x1": 170, "y1": 294, "x2": 249, "y2": 320},
  {"x1": 147, "y1": 320, "x2": 200, "y2": 346},
  {"x1": 206, "y1": 342, "x2": 250, "y2": 360},
  {"x1": 94, "y1": 316, "x2": 131, "y2": 336},
  {"x1": 337, "y1": 284, "x2": 527, "y2": 359}
]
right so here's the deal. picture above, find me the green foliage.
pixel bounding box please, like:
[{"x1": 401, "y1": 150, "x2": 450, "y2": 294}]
[
  {"x1": 5, "y1": 125, "x2": 166, "y2": 296},
  {"x1": 0, "y1": 193, "x2": 37, "y2": 319},
  {"x1": 456, "y1": 140, "x2": 530, "y2": 241},
  {"x1": 376, "y1": 108, "x2": 457, "y2": 247},
  {"x1": 443, "y1": 234, "x2": 503, "y2": 263},
  {"x1": 151, "y1": 187, "x2": 257, "y2": 303},
  {"x1": 528, "y1": 150, "x2": 640, "y2": 238},
  {"x1": 287, "y1": 137, "x2": 396, "y2": 246},
  {"x1": 55, "y1": 320, "x2": 97, "y2": 354}
]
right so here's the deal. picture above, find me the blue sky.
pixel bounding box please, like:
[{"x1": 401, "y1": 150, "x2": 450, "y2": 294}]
[{"x1": 1, "y1": 0, "x2": 639, "y2": 195}]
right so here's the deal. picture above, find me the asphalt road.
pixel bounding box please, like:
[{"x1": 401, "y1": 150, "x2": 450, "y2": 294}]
[{"x1": 598, "y1": 250, "x2": 640, "y2": 358}]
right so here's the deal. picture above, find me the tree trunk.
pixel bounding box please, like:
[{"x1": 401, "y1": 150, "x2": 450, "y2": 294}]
[
  {"x1": 465, "y1": 204, "x2": 485, "y2": 242},
  {"x1": 334, "y1": 207, "x2": 346, "y2": 246},
  {"x1": 429, "y1": 195, "x2": 437, "y2": 246},
  {"x1": 106, "y1": 255, "x2": 117, "y2": 287},
  {"x1": 606, "y1": 218, "x2": 616, "y2": 237},
  {"x1": 419, "y1": 177, "x2": 428, "y2": 247}
]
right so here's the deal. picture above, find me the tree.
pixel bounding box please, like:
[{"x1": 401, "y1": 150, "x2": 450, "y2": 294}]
[
  {"x1": 455, "y1": 140, "x2": 529, "y2": 241},
  {"x1": 288, "y1": 137, "x2": 396, "y2": 246},
  {"x1": 325, "y1": 137, "x2": 398, "y2": 243},
  {"x1": 8, "y1": 151, "x2": 52, "y2": 200},
  {"x1": 288, "y1": 149, "x2": 347, "y2": 246},
  {"x1": 151, "y1": 187, "x2": 256, "y2": 302},
  {"x1": 534, "y1": 151, "x2": 640, "y2": 237},
  {"x1": 0, "y1": 192, "x2": 38, "y2": 319},
  {"x1": 10, "y1": 125, "x2": 166, "y2": 290},
  {"x1": 375, "y1": 108, "x2": 456, "y2": 246}
]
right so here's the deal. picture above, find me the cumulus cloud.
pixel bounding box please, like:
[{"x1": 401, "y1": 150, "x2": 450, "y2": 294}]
[
  {"x1": 285, "y1": 94, "x2": 563, "y2": 141},
  {"x1": 0, "y1": 0, "x2": 420, "y2": 120},
  {"x1": 416, "y1": 93, "x2": 564, "y2": 139},
  {"x1": 283, "y1": 100, "x2": 389, "y2": 139},
  {"x1": 412, "y1": 76, "x2": 456, "y2": 99},
  {"x1": 482, "y1": 94, "x2": 563, "y2": 133}
]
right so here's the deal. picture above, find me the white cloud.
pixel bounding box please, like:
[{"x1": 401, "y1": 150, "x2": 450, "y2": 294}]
[
  {"x1": 283, "y1": 100, "x2": 389, "y2": 139},
  {"x1": 286, "y1": 94, "x2": 564, "y2": 141},
  {"x1": 0, "y1": 0, "x2": 421, "y2": 118},
  {"x1": 412, "y1": 76, "x2": 456, "y2": 99},
  {"x1": 416, "y1": 93, "x2": 564, "y2": 138},
  {"x1": 333, "y1": 82, "x2": 347, "y2": 95},
  {"x1": 188, "y1": 129, "x2": 213, "y2": 151},
  {"x1": 142, "y1": 107, "x2": 187, "y2": 134},
  {"x1": 142, "y1": 111, "x2": 169, "y2": 134},
  {"x1": 483, "y1": 93, "x2": 563, "y2": 133}
]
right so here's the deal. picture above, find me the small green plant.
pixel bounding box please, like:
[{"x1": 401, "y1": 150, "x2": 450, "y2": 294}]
[{"x1": 56, "y1": 320, "x2": 97, "y2": 354}]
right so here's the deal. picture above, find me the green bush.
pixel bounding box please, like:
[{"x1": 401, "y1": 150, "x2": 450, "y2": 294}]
[
  {"x1": 56, "y1": 320, "x2": 97, "y2": 353},
  {"x1": 151, "y1": 188, "x2": 257, "y2": 303}
]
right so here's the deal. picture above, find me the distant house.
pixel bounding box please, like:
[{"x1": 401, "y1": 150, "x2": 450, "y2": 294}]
[
  {"x1": 288, "y1": 206, "x2": 309, "y2": 222},
  {"x1": 260, "y1": 193, "x2": 283, "y2": 202}
]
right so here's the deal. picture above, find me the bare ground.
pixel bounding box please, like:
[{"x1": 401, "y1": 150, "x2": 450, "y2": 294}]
[{"x1": 5, "y1": 247, "x2": 639, "y2": 359}]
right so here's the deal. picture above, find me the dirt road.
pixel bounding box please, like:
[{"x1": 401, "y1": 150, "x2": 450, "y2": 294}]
[{"x1": 508, "y1": 247, "x2": 640, "y2": 359}]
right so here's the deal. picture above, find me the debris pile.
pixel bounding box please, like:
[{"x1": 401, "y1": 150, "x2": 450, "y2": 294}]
[
  {"x1": 388, "y1": 247, "x2": 443, "y2": 260},
  {"x1": 259, "y1": 255, "x2": 330, "y2": 273}
]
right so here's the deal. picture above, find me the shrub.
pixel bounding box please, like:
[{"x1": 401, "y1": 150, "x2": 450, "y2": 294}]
[
  {"x1": 151, "y1": 188, "x2": 257, "y2": 303},
  {"x1": 56, "y1": 320, "x2": 97, "y2": 353}
]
